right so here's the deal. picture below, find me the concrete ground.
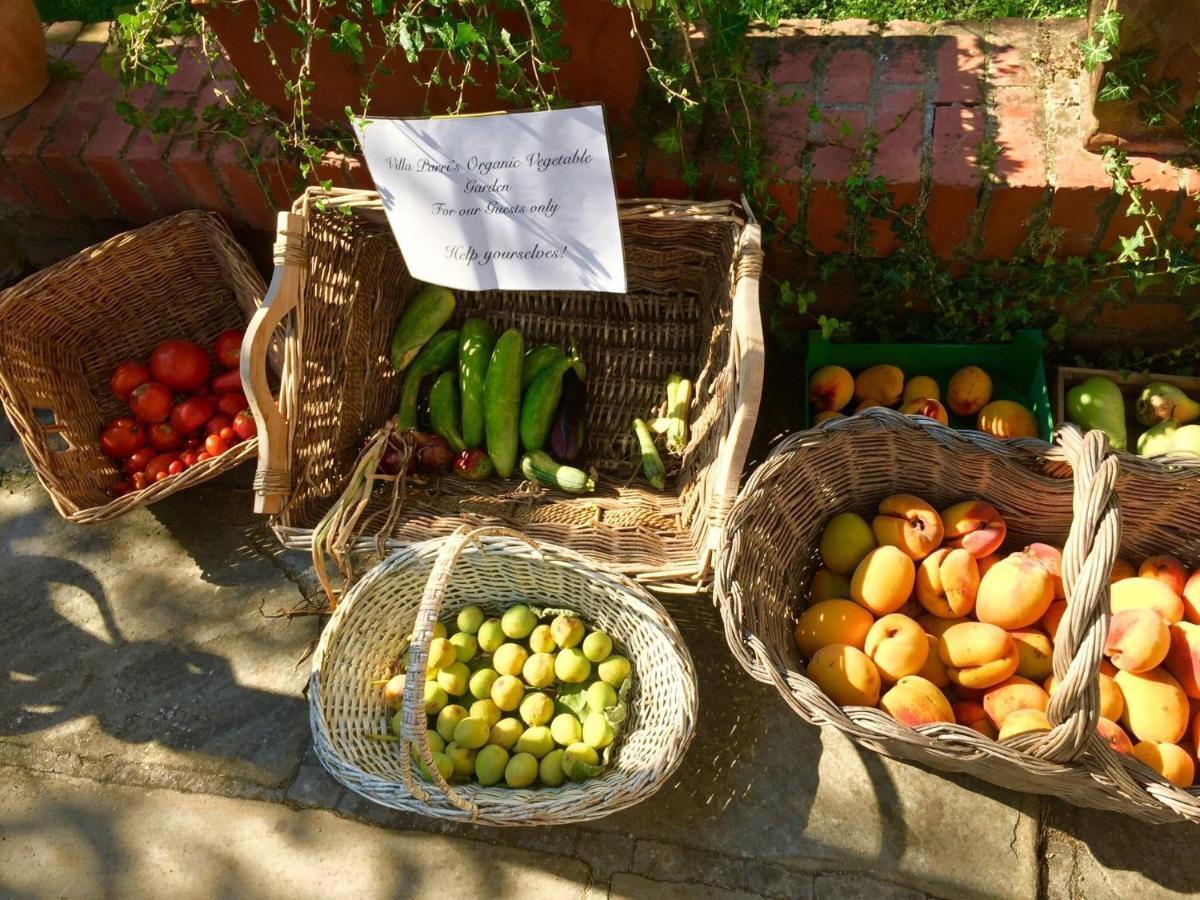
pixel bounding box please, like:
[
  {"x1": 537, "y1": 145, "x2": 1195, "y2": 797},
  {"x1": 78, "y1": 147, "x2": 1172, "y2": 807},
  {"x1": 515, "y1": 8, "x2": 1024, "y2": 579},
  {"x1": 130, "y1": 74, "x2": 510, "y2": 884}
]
[{"x1": 2, "y1": 423, "x2": 1199, "y2": 900}]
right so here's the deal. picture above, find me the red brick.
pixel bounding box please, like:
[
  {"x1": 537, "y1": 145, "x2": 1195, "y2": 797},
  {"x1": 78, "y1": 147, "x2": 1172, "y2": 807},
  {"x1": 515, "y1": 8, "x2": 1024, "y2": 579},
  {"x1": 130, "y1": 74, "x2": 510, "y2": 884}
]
[
  {"x1": 169, "y1": 140, "x2": 233, "y2": 218},
  {"x1": 642, "y1": 146, "x2": 689, "y2": 199},
  {"x1": 766, "y1": 135, "x2": 804, "y2": 182},
  {"x1": 1046, "y1": 188, "x2": 1104, "y2": 256},
  {"x1": 773, "y1": 45, "x2": 818, "y2": 83},
  {"x1": 823, "y1": 19, "x2": 878, "y2": 37},
  {"x1": 1095, "y1": 301, "x2": 1188, "y2": 333},
  {"x1": 83, "y1": 116, "x2": 156, "y2": 222},
  {"x1": 925, "y1": 185, "x2": 978, "y2": 258},
  {"x1": 766, "y1": 180, "x2": 800, "y2": 230},
  {"x1": 880, "y1": 39, "x2": 927, "y2": 84},
  {"x1": 1172, "y1": 192, "x2": 1199, "y2": 246},
  {"x1": 62, "y1": 32, "x2": 105, "y2": 73},
  {"x1": 763, "y1": 89, "x2": 813, "y2": 139},
  {"x1": 1098, "y1": 189, "x2": 1180, "y2": 253},
  {"x1": 809, "y1": 108, "x2": 866, "y2": 146},
  {"x1": 123, "y1": 95, "x2": 194, "y2": 216},
  {"x1": 932, "y1": 104, "x2": 984, "y2": 188},
  {"x1": 992, "y1": 88, "x2": 1044, "y2": 188},
  {"x1": 260, "y1": 151, "x2": 305, "y2": 210},
  {"x1": 166, "y1": 46, "x2": 209, "y2": 94},
  {"x1": 44, "y1": 21, "x2": 82, "y2": 56},
  {"x1": 214, "y1": 136, "x2": 277, "y2": 231},
  {"x1": 345, "y1": 155, "x2": 375, "y2": 190},
  {"x1": 871, "y1": 89, "x2": 924, "y2": 185},
  {"x1": 934, "y1": 30, "x2": 984, "y2": 105},
  {"x1": 822, "y1": 49, "x2": 873, "y2": 104},
  {"x1": 981, "y1": 186, "x2": 1046, "y2": 259},
  {"x1": 808, "y1": 145, "x2": 855, "y2": 254},
  {"x1": 314, "y1": 152, "x2": 350, "y2": 189},
  {"x1": 868, "y1": 182, "x2": 919, "y2": 255},
  {"x1": 0, "y1": 176, "x2": 32, "y2": 210},
  {"x1": 987, "y1": 20, "x2": 1038, "y2": 88},
  {"x1": 5, "y1": 159, "x2": 77, "y2": 219},
  {"x1": 4, "y1": 77, "x2": 80, "y2": 159}
]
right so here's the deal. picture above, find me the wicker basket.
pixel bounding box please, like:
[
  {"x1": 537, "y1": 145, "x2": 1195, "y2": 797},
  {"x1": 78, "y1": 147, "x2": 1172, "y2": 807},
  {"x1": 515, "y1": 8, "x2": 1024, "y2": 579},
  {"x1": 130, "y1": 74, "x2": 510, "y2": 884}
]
[
  {"x1": 241, "y1": 188, "x2": 763, "y2": 592},
  {"x1": 0, "y1": 212, "x2": 264, "y2": 522},
  {"x1": 714, "y1": 407, "x2": 1200, "y2": 824},
  {"x1": 310, "y1": 525, "x2": 698, "y2": 825}
]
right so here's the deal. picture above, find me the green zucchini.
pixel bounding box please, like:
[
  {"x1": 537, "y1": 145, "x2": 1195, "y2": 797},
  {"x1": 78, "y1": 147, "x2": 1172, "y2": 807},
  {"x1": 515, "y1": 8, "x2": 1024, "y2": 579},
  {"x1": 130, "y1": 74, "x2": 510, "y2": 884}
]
[
  {"x1": 521, "y1": 344, "x2": 565, "y2": 391},
  {"x1": 520, "y1": 451, "x2": 594, "y2": 493},
  {"x1": 396, "y1": 330, "x2": 459, "y2": 431},
  {"x1": 634, "y1": 417, "x2": 665, "y2": 490},
  {"x1": 458, "y1": 318, "x2": 495, "y2": 449},
  {"x1": 484, "y1": 329, "x2": 524, "y2": 477},
  {"x1": 520, "y1": 351, "x2": 586, "y2": 452},
  {"x1": 390, "y1": 285, "x2": 456, "y2": 371},
  {"x1": 429, "y1": 372, "x2": 466, "y2": 452}
]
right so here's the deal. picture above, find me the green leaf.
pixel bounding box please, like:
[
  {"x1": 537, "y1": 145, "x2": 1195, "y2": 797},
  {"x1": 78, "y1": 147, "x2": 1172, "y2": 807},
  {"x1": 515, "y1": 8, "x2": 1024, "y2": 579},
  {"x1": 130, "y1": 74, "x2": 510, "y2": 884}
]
[
  {"x1": 331, "y1": 19, "x2": 364, "y2": 61},
  {"x1": 1096, "y1": 72, "x2": 1130, "y2": 103},
  {"x1": 1117, "y1": 227, "x2": 1147, "y2": 263},
  {"x1": 1080, "y1": 36, "x2": 1112, "y2": 72},
  {"x1": 454, "y1": 21, "x2": 481, "y2": 49},
  {"x1": 554, "y1": 684, "x2": 589, "y2": 718},
  {"x1": 1093, "y1": 9, "x2": 1122, "y2": 45},
  {"x1": 652, "y1": 127, "x2": 683, "y2": 154}
]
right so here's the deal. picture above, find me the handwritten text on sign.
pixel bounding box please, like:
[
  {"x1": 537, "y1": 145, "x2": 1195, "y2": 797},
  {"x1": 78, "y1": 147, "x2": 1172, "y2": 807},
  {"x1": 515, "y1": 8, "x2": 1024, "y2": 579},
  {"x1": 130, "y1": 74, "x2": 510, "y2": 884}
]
[{"x1": 355, "y1": 106, "x2": 626, "y2": 293}]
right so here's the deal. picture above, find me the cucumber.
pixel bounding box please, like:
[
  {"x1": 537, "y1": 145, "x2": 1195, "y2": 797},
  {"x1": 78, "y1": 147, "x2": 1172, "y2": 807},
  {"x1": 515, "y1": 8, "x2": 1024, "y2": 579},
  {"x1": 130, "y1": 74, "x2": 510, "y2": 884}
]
[
  {"x1": 520, "y1": 451, "x2": 595, "y2": 493},
  {"x1": 429, "y1": 372, "x2": 466, "y2": 452},
  {"x1": 520, "y1": 351, "x2": 586, "y2": 452},
  {"x1": 390, "y1": 285, "x2": 456, "y2": 371},
  {"x1": 484, "y1": 329, "x2": 524, "y2": 477},
  {"x1": 521, "y1": 344, "x2": 565, "y2": 391},
  {"x1": 634, "y1": 417, "x2": 665, "y2": 490},
  {"x1": 396, "y1": 330, "x2": 459, "y2": 431},
  {"x1": 458, "y1": 318, "x2": 495, "y2": 449}
]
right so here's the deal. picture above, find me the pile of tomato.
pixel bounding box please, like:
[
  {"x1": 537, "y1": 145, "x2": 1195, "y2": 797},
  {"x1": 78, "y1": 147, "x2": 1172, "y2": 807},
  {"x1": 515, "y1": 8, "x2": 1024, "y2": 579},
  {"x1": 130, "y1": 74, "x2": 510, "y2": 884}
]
[{"x1": 101, "y1": 329, "x2": 256, "y2": 497}]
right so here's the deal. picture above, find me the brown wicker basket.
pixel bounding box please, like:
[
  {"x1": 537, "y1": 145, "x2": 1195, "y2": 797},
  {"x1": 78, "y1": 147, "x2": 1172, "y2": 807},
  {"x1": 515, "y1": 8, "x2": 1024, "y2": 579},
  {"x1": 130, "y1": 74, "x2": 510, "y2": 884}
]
[
  {"x1": 310, "y1": 525, "x2": 698, "y2": 825},
  {"x1": 714, "y1": 407, "x2": 1200, "y2": 824},
  {"x1": 242, "y1": 188, "x2": 763, "y2": 592},
  {"x1": 0, "y1": 212, "x2": 264, "y2": 522}
]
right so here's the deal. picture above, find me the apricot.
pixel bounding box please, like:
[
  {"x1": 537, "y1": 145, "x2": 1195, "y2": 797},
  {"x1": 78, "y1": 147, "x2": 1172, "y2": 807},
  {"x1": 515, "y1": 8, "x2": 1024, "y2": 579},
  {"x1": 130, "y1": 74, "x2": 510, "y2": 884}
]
[
  {"x1": 899, "y1": 397, "x2": 950, "y2": 427},
  {"x1": 810, "y1": 365, "x2": 854, "y2": 412},
  {"x1": 813, "y1": 411, "x2": 846, "y2": 425},
  {"x1": 1024, "y1": 543, "x2": 1065, "y2": 600},
  {"x1": 1111, "y1": 558, "x2": 1136, "y2": 583},
  {"x1": 810, "y1": 567, "x2": 852, "y2": 603},
  {"x1": 1138, "y1": 555, "x2": 1189, "y2": 598},
  {"x1": 947, "y1": 366, "x2": 993, "y2": 417},
  {"x1": 853, "y1": 364, "x2": 904, "y2": 406},
  {"x1": 793, "y1": 599, "x2": 875, "y2": 658},
  {"x1": 941, "y1": 500, "x2": 1007, "y2": 559},
  {"x1": 1111, "y1": 577, "x2": 1185, "y2": 624},
  {"x1": 879, "y1": 675, "x2": 954, "y2": 727},
  {"x1": 1046, "y1": 670, "x2": 1124, "y2": 722},
  {"x1": 982, "y1": 676, "x2": 1049, "y2": 729},
  {"x1": 1164, "y1": 621, "x2": 1200, "y2": 698},
  {"x1": 976, "y1": 553, "x2": 1054, "y2": 630},
  {"x1": 916, "y1": 634, "x2": 950, "y2": 688},
  {"x1": 952, "y1": 700, "x2": 997, "y2": 738},
  {"x1": 915, "y1": 548, "x2": 980, "y2": 618},
  {"x1": 872, "y1": 494, "x2": 945, "y2": 561},
  {"x1": 903, "y1": 375, "x2": 941, "y2": 404},
  {"x1": 1106, "y1": 608, "x2": 1171, "y2": 673},
  {"x1": 918, "y1": 614, "x2": 967, "y2": 639},
  {"x1": 850, "y1": 546, "x2": 916, "y2": 616},
  {"x1": 976, "y1": 400, "x2": 1038, "y2": 440},
  {"x1": 1116, "y1": 667, "x2": 1190, "y2": 743},
  {"x1": 819, "y1": 512, "x2": 877, "y2": 575},
  {"x1": 864, "y1": 614, "x2": 929, "y2": 682},
  {"x1": 807, "y1": 644, "x2": 881, "y2": 707},
  {"x1": 939, "y1": 622, "x2": 1019, "y2": 689},
  {"x1": 998, "y1": 708, "x2": 1052, "y2": 741},
  {"x1": 977, "y1": 553, "x2": 1002, "y2": 579},
  {"x1": 1042, "y1": 600, "x2": 1067, "y2": 642},
  {"x1": 1132, "y1": 741, "x2": 1195, "y2": 787},
  {"x1": 1010, "y1": 629, "x2": 1054, "y2": 682},
  {"x1": 1097, "y1": 717, "x2": 1134, "y2": 755},
  {"x1": 1183, "y1": 571, "x2": 1200, "y2": 624}
]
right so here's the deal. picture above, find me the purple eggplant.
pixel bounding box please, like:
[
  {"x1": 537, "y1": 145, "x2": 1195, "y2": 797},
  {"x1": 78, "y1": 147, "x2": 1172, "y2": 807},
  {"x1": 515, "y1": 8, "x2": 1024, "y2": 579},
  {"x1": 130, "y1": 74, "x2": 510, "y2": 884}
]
[{"x1": 550, "y1": 370, "x2": 586, "y2": 463}]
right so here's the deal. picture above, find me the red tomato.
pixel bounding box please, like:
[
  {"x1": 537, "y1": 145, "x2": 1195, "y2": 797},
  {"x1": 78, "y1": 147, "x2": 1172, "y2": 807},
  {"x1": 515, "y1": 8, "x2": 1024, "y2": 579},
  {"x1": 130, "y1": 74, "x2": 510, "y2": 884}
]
[
  {"x1": 218, "y1": 426, "x2": 235, "y2": 443},
  {"x1": 205, "y1": 434, "x2": 229, "y2": 456},
  {"x1": 147, "y1": 422, "x2": 183, "y2": 451},
  {"x1": 131, "y1": 472, "x2": 150, "y2": 491},
  {"x1": 168, "y1": 460, "x2": 185, "y2": 475},
  {"x1": 150, "y1": 340, "x2": 211, "y2": 392},
  {"x1": 129, "y1": 382, "x2": 173, "y2": 423},
  {"x1": 195, "y1": 450, "x2": 212, "y2": 462},
  {"x1": 206, "y1": 415, "x2": 232, "y2": 436},
  {"x1": 145, "y1": 452, "x2": 179, "y2": 481},
  {"x1": 112, "y1": 480, "x2": 131, "y2": 497},
  {"x1": 180, "y1": 451, "x2": 198, "y2": 467},
  {"x1": 210, "y1": 369, "x2": 243, "y2": 394},
  {"x1": 233, "y1": 410, "x2": 256, "y2": 441},
  {"x1": 215, "y1": 391, "x2": 247, "y2": 418},
  {"x1": 99, "y1": 418, "x2": 145, "y2": 458},
  {"x1": 170, "y1": 396, "x2": 214, "y2": 434},
  {"x1": 110, "y1": 360, "x2": 151, "y2": 401},
  {"x1": 213, "y1": 329, "x2": 244, "y2": 369}
]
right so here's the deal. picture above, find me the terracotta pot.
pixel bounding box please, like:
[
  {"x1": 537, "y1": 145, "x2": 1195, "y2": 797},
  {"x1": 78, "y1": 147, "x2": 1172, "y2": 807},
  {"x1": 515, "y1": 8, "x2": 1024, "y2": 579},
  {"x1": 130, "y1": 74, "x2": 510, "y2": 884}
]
[
  {"x1": 198, "y1": 0, "x2": 646, "y2": 131},
  {"x1": 0, "y1": 0, "x2": 50, "y2": 119}
]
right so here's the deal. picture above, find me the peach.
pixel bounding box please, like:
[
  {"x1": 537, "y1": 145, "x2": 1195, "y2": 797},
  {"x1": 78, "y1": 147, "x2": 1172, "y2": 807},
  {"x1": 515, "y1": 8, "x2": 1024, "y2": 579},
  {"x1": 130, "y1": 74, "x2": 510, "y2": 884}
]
[
  {"x1": 953, "y1": 700, "x2": 997, "y2": 738},
  {"x1": 976, "y1": 553, "x2": 1054, "y2": 630},
  {"x1": 918, "y1": 614, "x2": 967, "y2": 639},
  {"x1": 977, "y1": 553, "x2": 1002, "y2": 579},
  {"x1": 1111, "y1": 577, "x2": 1185, "y2": 624},
  {"x1": 879, "y1": 675, "x2": 954, "y2": 727},
  {"x1": 915, "y1": 548, "x2": 979, "y2": 619},
  {"x1": 810, "y1": 365, "x2": 854, "y2": 412},
  {"x1": 899, "y1": 397, "x2": 950, "y2": 427},
  {"x1": 947, "y1": 366, "x2": 993, "y2": 417},
  {"x1": 850, "y1": 546, "x2": 916, "y2": 616},
  {"x1": 1164, "y1": 621, "x2": 1200, "y2": 698},
  {"x1": 1046, "y1": 670, "x2": 1124, "y2": 722},
  {"x1": 998, "y1": 708, "x2": 1052, "y2": 741},
  {"x1": 810, "y1": 567, "x2": 852, "y2": 603},
  {"x1": 1106, "y1": 608, "x2": 1171, "y2": 673},
  {"x1": 976, "y1": 400, "x2": 1038, "y2": 440},
  {"x1": 1182, "y1": 570, "x2": 1200, "y2": 624},
  {"x1": 1024, "y1": 543, "x2": 1065, "y2": 600},
  {"x1": 793, "y1": 600, "x2": 875, "y2": 658},
  {"x1": 1042, "y1": 600, "x2": 1067, "y2": 642},
  {"x1": 853, "y1": 364, "x2": 904, "y2": 406},
  {"x1": 1116, "y1": 667, "x2": 1190, "y2": 743},
  {"x1": 1097, "y1": 717, "x2": 1134, "y2": 755},
  {"x1": 819, "y1": 512, "x2": 877, "y2": 575},
  {"x1": 864, "y1": 614, "x2": 929, "y2": 682},
  {"x1": 872, "y1": 494, "x2": 945, "y2": 561},
  {"x1": 813, "y1": 411, "x2": 846, "y2": 425},
  {"x1": 903, "y1": 375, "x2": 941, "y2": 405},
  {"x1": 806, "y1": 644, "x2": 881, "y2": 707},
  {"x1": 941, "y1": 500, "x2": 1007, "y2": 559},
  {"x1": 1138, "y1": 555, "x2": 1189, "y2": 598},
  {"x1": 1111, "y1": 558, "x2": 1136, "y2": 583},
  {"x1": 916, "y1": 634, "x2": 950, "y2": 688},
  {"x1": 1195, "y1": 708, "x2": 1200, "y2": 749},
  {"x1": 939, "y1": 622, "x2": 1020, "y2": 689},
  {"x1": 1132, "y1": 741, "x2": 1195, "y2": 787},
  {"x1": 982, "y1": 676, "x2": 1049, "y2": 728},
  {"x1": 1010, "y1": 629, "x2": 1054, "y2": 682}
]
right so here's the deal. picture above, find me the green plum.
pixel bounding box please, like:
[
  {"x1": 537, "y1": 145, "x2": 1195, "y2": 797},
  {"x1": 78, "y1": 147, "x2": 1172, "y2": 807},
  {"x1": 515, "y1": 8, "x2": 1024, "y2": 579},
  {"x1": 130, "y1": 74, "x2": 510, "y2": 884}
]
[
  {"x1": 456, "y1": 605, "x2": 485, "y2": 635},
  {"x1": 501, "y1": 604, "x2": 537, "y2": 639},
  {"x1": 539, "y1": 749, "x2": 566, "y2": 786},
  {"x1": 488, "y1": 717, "x2": 524, "y2": 750},
  {"x1": 597, "y1": 655, "x2": 631, "y2": 687},
  {"x1": 475, "y1": 744, "x2": 509, "y2": 786},
  {"x1": 493, "y1": 643, "x2": 529, "y2": 677},
  {"x1": 519, "y1": 692, "x2": 554, "y2": 727},
  {"x1": 477, "y1": 619, "x2": 505, "y2": 653},
  {"x1": 490, "y1": 675, "x2": 525, "y2": 712},
  {"x1": 550, "y1": 713, "x2": 582, "y2": 746},
  {"x1": 554, "y1": 648, "x2": 591, "y2": 684},
  {"x1": 582, "y1": 631, "x2": 613, "y2": 663},
  {"x1": 469, "y1": 667, "x2": 499, "y2": 700},
  {"x1": 515, "y1": 725, "x2": 555, "y2": 759},
  {"x1": 522, "y1": 653, "x2": 556, "y2": 688}
]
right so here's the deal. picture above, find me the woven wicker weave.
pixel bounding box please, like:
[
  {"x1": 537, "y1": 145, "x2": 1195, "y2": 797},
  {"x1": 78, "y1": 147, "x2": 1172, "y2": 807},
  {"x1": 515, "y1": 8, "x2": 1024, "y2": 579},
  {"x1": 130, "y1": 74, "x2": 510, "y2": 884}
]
[
  {"x1": 714, "y1": 407, "x2": 1200, "y2": 824},
  {"x1": 310, "y1": 525, "x2": 698, "y2": 825},
  {"x1": 0, "y1": 212, "x2": 265, "y2": 522},
  {"x1": 242, "y1": 188, "x2": 763, "y2": 592}
]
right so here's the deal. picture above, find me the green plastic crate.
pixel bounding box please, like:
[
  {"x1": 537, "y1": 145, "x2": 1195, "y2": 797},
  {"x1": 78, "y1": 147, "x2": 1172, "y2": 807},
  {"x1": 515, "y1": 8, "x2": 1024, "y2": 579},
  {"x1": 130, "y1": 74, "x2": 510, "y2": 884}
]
[{"x1": 802, "y1": 329, "x2": 1054, "y2": 441}]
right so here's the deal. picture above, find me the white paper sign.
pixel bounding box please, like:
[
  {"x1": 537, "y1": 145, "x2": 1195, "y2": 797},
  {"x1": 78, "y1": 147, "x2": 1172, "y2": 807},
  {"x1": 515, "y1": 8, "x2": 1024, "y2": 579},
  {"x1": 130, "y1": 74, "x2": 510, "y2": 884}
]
[{"x1": 355, "y1": 105, "x2": 626, "y2": 294}]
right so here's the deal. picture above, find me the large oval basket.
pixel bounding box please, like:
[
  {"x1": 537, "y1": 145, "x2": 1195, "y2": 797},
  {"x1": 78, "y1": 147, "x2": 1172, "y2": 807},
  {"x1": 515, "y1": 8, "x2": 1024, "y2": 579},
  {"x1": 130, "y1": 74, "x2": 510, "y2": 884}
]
[
  {"x1": 714, "y1": 407, "x2": 1200, "y2": 824},
  {"x1": 310, "y1": 527, "x2": 698, "y2": 826}
]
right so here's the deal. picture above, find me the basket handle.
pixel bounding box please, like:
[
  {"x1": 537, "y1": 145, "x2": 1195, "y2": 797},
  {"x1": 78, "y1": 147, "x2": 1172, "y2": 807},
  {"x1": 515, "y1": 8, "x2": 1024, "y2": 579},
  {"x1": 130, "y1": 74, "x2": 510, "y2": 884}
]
[
  {"x1": 398, "y1": 525, "x2": 542, "y2": 815},
  {"x1": 241, "y1": 211, "x2": 304, "y2": 515}
]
